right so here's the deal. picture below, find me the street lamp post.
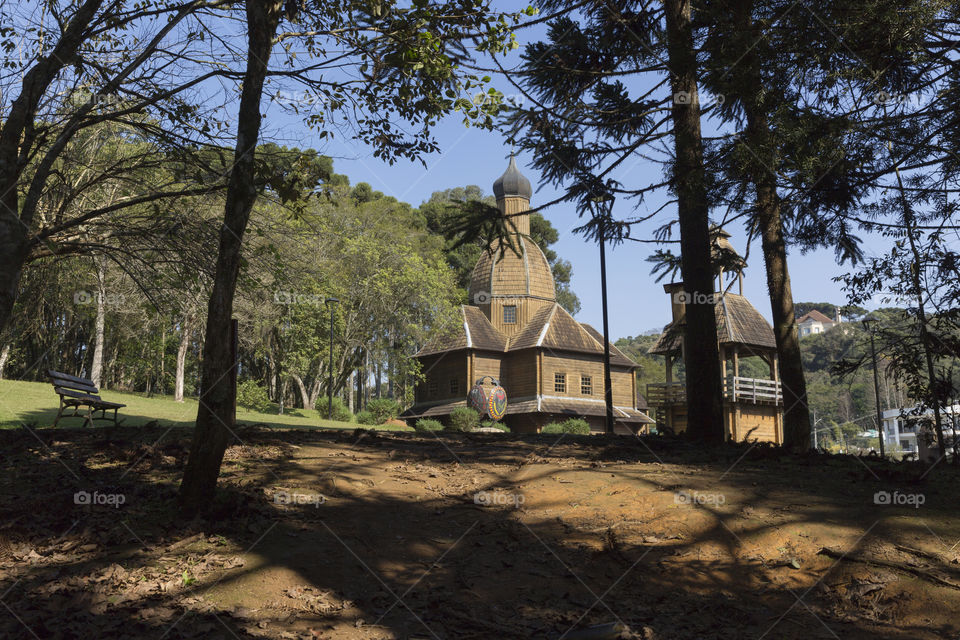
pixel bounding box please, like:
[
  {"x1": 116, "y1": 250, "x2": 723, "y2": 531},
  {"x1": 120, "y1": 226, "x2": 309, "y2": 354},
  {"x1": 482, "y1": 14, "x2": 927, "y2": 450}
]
[
  {"x1": 326, "y1": 297, "x2": 340, "y2": 420},
  {"x1": 862, "y1": 317, "x2": 886, "y2": 459}
]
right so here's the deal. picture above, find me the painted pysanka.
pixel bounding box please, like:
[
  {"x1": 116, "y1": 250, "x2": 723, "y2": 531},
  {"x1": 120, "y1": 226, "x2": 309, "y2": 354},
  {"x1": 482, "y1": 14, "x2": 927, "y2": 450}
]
[
  {"x1": 467, "y1": 384, "x2": 487, "y2": 415},
  {"x1": 487, "y1": 385, "x2": 507, "y2": 421}
]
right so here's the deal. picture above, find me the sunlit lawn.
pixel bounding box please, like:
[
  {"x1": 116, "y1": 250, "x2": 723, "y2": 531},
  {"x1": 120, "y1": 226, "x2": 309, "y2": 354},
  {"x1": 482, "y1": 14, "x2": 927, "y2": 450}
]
[{"x1": 0, "y1": 379, "x2": 408, "y2": 431}]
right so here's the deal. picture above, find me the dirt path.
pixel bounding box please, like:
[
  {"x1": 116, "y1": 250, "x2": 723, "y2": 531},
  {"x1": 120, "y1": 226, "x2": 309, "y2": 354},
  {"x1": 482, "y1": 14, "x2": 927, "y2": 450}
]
[{"x1": 1, "y1": 426, "x2": 959, "y2": 639}]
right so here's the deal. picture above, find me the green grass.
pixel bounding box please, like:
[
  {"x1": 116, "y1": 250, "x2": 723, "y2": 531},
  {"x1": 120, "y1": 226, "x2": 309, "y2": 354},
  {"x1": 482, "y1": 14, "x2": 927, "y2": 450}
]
[{"x1": 0, "y1": 379, "x2": 411, "y2": 432}]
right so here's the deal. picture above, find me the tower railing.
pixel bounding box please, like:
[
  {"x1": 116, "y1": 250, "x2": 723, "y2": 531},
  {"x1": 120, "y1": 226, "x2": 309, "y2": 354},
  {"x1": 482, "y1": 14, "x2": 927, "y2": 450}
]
[{"x1": 646, "y1": 376, "x2": 782, "y2": 406}]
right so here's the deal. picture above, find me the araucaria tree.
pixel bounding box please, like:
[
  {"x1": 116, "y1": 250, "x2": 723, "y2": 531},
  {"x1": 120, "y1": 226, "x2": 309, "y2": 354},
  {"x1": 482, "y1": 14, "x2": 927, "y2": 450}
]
[{"x1": 499, "y1": 0, "x2": 726, "y2": 441}]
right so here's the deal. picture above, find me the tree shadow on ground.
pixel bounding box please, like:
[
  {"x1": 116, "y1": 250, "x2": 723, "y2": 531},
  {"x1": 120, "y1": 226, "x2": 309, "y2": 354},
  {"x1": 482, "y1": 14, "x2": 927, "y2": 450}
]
[{"x1": 1, "y1": 424, "x2": 959, "y2": 639}]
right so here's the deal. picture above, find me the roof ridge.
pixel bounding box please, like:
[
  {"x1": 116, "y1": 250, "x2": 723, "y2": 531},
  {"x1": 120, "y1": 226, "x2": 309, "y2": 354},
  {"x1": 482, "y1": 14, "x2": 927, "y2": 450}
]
[
  {"x1": 536, "y1": 303, "x2": 558, "y2": 347},
  {"x1": 568, "y1": 309, "x2": 607, "y2": 351},
  {"x1": 720, "y1": 295, "x2": 734, "y2": 342}
]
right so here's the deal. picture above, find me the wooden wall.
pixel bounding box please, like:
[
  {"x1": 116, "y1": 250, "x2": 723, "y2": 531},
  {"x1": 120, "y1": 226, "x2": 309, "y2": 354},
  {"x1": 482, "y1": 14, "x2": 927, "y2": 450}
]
[
  {"x1": 541, "y1": 352, "x2": 635, "y2": 406},
  {"x1": 502, "y1": 350, "x2": 538, "y2": 397},
  {"x1": 728, "y1": 404, "x2": 781, "y2": 444},
  {"x1": 471, "y1": 352, "x2": 503, "y2": 385},
  {"x1": 415, "y1": 352, "x2": 468, "y2": 403},
  {"x1": 497, "y1": 196, "x2": 530, "y2": 235},
  {"x1": 485, "y1": 296, "x2": 554, "y2": 338}
]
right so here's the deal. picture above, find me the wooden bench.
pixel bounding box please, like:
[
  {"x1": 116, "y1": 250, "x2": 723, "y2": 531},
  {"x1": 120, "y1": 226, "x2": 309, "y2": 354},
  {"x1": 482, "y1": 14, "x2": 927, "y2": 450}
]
[{"x1": 47, "y1": 370, "x2": 126, "y2": 428}]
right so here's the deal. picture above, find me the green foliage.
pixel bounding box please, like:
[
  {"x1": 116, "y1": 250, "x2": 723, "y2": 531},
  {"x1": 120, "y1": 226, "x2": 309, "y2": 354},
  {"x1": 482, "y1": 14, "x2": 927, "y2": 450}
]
[
  {"x1": 415, "y1": 418, "x2": 444, "y2": 432},
  {"x1": 315, "y1": 396, "x2": 353, "y2": 423},
  {"x1": 236, "y1": 380, "x2": 272, "y2": 413},
  {"x1": 615, "y1": 333, "x2": 680, "y2": 392},
  {"x1": 355, "y1": 410, "x2": 376, "y2": 425},
  {"x1": 541, "y1": 418, "x2": 590, "y2": 434},
  {"x1": 447, "y1": 407, "x2": 480, "y2": 432},
  {"x1": 480, "y1": 420, "x2": 509, "y2": 432},
  {"x1": 366, "y1": 398, "x2": 400, "y2": 424}
]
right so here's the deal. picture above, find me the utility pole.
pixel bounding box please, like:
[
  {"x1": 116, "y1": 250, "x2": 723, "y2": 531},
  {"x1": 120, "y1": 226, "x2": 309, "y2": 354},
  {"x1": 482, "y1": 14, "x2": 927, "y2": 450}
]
[{"x1": 862, "y1": 317, "x2": 886, "y2": 459}]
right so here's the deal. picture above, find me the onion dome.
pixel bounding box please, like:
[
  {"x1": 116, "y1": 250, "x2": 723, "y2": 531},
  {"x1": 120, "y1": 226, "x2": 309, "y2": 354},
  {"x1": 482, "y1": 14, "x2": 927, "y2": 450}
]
[{"x1": 492, "y1": 155, "x2": 532, "y2": 200}]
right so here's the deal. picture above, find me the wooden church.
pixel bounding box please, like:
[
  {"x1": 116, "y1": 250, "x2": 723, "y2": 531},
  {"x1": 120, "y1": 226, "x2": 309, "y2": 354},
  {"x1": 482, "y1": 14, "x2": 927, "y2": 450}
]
[
  {"x1": 402, "y1": 157, "x2": 653, "y2": 433},
  {"x1": 646, "y1": 229, "x2": 785, "y2": 443}
]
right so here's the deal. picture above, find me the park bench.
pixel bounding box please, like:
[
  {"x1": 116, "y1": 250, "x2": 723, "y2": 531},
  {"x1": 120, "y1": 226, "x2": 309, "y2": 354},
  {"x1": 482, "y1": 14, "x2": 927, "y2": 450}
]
[{"x1": 47, "y1": 370, "x2": 125, "y2": 428}]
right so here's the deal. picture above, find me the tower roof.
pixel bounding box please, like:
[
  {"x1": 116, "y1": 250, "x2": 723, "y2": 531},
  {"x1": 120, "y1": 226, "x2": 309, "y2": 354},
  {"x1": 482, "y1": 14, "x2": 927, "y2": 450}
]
[
  {"x1": 710, "y1": 225, "x2": 746, "y2": 274},
  {"x1": 492, "y1": 155, "x2": 532, "y2": 200},
  {"x1": 648, "y1": 293, "x2": 776, "y2": 355}
]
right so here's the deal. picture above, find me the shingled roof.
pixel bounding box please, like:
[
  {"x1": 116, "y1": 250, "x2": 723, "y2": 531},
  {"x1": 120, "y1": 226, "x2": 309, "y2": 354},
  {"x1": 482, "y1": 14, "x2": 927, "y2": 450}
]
[
  {"x1": 649, "y1": 293, "x2": 776, "y2": 354},
  {"x1": 797, "y1": 309, "x2": 834, "y2": 324},
  {"x1": 505, "y1": 304, "x2": 636, "y2": 367},
  {"x1": 416, "y1": 306, "x2": 506, "y2": 356},
  {"x1": 416, "y1": 302, "x2": 637, "y2": 368}
]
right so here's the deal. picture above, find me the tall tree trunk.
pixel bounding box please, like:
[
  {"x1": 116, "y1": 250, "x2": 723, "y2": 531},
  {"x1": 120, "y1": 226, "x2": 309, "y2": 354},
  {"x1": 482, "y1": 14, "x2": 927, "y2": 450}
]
[
  {"x1": 175, "y1": 314, "x2": 193, "y2": 402},
  {"x1": 0, "y1": 344, "x2": 9, "y2": 379},
  {"x1": 292, "y1": 374, "x2": 311, "y2": 410},
  {"x1": 347, "y1": 371, "x2": 356, "y2": 413},
  {"x1": 266, "y1": 351, "x2": 276, "y2": 400},
  {"x1": 663, "y1": 0, "x2": 725, "y2": 442},
  {"x1": 308, "y1": 376, "x2": 322, "y2": 409},
  {"x1": 89, "y1": 256, "x2": 107, "y2": 387},
  {"x1": 278, "y1": 377, "x2": 288, "y2": 415},
  {"x1": 158, "y1": 317, "x2": 166, "y2": 395},
  {"x1": 755, "y1": 191, "x2": 810, "y2": 448},
  {"x1": 179, "y1": 0, "x2": 283, "y2": 515},
  {"x1": 735, "y1": 0, "x2": 811, "y2": 449}
]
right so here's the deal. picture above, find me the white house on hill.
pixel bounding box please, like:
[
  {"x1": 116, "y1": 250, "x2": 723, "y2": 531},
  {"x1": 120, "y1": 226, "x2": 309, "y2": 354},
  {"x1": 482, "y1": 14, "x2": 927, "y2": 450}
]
[{"x1": 797, "y1": 309, "x2": 839, "y2": 337}]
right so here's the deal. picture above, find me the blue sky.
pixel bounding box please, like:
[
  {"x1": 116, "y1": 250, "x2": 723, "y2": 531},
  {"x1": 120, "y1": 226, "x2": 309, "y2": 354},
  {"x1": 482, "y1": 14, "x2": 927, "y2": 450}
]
[{"x1": 257, "y1": 8, "x2": 894, "y2": 341}]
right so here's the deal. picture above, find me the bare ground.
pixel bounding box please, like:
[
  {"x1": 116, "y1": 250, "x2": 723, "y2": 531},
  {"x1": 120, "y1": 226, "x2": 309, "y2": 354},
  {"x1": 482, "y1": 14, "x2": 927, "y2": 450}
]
[{"x1": 1, "y1": 425, "x2": 959, "y2": 639}]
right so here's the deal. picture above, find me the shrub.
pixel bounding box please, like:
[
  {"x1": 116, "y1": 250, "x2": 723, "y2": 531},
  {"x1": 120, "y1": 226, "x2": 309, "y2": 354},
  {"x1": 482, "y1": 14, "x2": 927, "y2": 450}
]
[
  {"x1": 415, "y1": 418, "x2": 444, "y2": 432},
  {"x1": 236, "y1": 380, "x2": 272, "y2": 413},
  {"x1": 541, "y1": 418, "x2": 591, "y2": 435},
  {"x1": 315, "y1": 396, "x2": 353, "y2": 423},
  {"x1": 480, "y1": 420, "x2": 509, "y2": 432},
  {"x1": 366, "y1": 398, "x2": 400, "y2": 424},
  {"x1": 355, "y1": 410, "x2": 376, "y2": 425},
  {"x1": 447, "y1": 407, "x2": 480, "y2": 432}
]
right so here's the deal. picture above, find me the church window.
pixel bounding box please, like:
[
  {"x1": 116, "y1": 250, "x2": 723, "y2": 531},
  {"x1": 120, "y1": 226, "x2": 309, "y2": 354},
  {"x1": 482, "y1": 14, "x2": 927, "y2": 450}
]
[
  {"x1": 554, "y1": 372, "x2": 566, "y2": 393},
  {"x1": 581, "y1": 376, "x2": 592, "y2": 395},
  {"x1": 503, "y1": 305, "x2": 517, "y2": 324},
  {"x1": 450, "y1": 378, "x2": 459, "y2": 395}
]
